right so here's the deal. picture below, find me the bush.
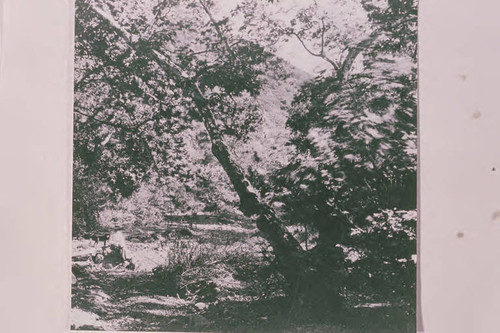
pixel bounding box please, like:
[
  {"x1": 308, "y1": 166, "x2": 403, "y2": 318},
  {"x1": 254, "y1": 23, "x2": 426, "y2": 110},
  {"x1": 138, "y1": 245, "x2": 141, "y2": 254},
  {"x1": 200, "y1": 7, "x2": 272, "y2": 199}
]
[
  {"x1": 152, "y1": 239, "x2": 217, "y2": 300},
  {"x1": 345, "y1": 209, "x2": 416, "y2": 310},
  {"x1": 152, "y1": 263, "x2": 186, "y2": 295}
]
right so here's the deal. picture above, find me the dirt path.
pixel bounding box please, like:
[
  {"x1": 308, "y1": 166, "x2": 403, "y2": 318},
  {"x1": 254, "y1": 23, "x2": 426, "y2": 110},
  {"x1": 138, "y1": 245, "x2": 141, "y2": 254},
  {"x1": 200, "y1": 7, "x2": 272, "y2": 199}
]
[
  {"x1": 71, "y1": 221, "x2": 414, "y2": 332},
  {"x1": 71, "y1": 222, "x2": 257, "y2": 331}
]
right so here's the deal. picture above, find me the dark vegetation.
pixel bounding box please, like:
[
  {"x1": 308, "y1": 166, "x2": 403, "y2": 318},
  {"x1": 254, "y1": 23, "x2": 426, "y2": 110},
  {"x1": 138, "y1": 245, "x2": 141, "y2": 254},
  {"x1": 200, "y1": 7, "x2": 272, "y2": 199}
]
[{"x1": 72, "y1": 0, "x2": 417, "y2": 331}]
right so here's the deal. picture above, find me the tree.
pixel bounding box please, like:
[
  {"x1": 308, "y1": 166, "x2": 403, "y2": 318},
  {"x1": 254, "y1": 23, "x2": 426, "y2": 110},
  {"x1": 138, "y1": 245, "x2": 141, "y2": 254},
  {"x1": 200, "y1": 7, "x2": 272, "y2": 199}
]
[
  {"x1": 73, "y1": 0, "x2": 417, "y2": 315},
  {"x1": 74, "y1": 0, "x2": 306, "y2": 295},
  {"x1": 242, "y1": 0, "x2": 417, "y2": 311}
]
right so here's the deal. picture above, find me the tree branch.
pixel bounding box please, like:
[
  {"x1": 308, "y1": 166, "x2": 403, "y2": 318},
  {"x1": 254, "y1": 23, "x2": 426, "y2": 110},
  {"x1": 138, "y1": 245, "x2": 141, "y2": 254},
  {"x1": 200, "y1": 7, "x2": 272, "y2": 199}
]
[
  {"x1": 337, "y1": 31, "x2": 379, "y2": 82},
  {"x1": 89, "y1": 3, "x2": 189, "y2": 81},
  {"x1": 197, "y1": 0, "x2": 235, "y2": 60},
  {"x1": 74, "y1": 64, "x2": 105, "y2": 91},
  {"x1": 141, "y1": 137, "x2": 162, "y2": 175},
  {"x1": 292, "y1": 32, "x2": 321, "y2": 57},
  {"x1": 320, "y1": 18, "x2": 326, "y2": 56},
  {"x1": 74, "y1": 109, "x2": 135, "y2": 132},
  {"x1": 292, "y1": 31, "x2": 339, "y2": 71},
  {"x1": 80, "y1": 1, "x2": 305, "y2": 262},
  {"x1": 75, "y1": 108, "x2": 163, "y2": 176}
]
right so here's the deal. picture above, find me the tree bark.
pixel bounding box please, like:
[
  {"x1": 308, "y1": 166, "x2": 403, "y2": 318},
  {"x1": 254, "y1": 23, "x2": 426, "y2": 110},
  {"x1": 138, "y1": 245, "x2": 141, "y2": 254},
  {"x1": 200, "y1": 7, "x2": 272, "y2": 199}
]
[
  {"x1": 85, "y1": 2, "x2": 306, "y2": 282},
  {"x1": 197, "y1": 105, "x2": 305, "y2": 273}
]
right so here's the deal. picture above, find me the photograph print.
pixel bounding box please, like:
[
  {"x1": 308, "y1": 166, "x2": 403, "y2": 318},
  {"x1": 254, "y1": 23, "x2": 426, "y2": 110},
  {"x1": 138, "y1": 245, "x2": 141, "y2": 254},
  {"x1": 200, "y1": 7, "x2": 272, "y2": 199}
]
[{"x1": 71, "y1": 0, "x2": 417, "y2": 331}]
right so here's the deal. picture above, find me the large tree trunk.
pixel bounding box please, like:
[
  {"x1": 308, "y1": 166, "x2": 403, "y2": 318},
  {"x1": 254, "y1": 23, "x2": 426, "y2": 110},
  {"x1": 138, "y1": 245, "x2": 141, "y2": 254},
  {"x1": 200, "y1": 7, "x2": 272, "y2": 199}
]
[
  {"x1": 198, "y1": 106, "x2": 305, "y2": 279},
  {"x1": 199, "y1": 106, "x2": 344, "y2": 314},
  {"x1": 85, "y1": 3, "x2": 343, "y2": 311}
]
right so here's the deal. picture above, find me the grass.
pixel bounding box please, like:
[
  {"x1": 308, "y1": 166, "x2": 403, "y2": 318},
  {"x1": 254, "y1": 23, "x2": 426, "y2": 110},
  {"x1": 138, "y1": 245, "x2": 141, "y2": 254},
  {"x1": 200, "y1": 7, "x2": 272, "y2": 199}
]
[{"x1": 71, "y1": 215, "x2": 415, "y2": 332}]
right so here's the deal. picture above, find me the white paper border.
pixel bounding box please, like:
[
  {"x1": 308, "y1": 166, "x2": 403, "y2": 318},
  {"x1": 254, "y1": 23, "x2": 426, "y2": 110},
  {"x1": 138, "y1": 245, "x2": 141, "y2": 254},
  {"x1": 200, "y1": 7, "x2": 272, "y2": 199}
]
[{"x1": 1, "y1": 0, "x2": 499, "y2": 332}]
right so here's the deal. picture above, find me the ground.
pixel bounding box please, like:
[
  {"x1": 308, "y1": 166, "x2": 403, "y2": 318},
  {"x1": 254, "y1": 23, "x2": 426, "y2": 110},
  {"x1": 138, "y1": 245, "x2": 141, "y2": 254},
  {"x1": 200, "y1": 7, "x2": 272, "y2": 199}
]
[{"x1": 71, "y1": 215, "x2": 414, "y2": 332}]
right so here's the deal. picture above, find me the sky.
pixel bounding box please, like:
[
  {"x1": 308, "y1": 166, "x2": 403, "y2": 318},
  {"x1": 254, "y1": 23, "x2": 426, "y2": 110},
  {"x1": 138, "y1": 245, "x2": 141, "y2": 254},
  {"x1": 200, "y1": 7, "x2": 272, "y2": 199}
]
[
  {"x1": 213, "y1": 0, "x2": 370, "y2": 75},
  {"x1": 97, "y1": 0, "x2": 370, "y2": 75}
]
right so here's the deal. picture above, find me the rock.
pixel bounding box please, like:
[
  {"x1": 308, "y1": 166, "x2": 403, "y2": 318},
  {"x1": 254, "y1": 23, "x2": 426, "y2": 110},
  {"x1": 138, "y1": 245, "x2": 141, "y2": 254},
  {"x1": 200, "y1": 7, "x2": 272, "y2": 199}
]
[
  {"x1": 71, "y1": 308, "x2": 108, "y2": 331},
  {"x1": 71, "y1": 273, "x2": 77, "y2": 285},
  {"x1": 125, "y1": 260, "x2": 136, "y2": 270},
  {"x1": 93, "y1": 253, "x2": 104, "y2": 264},
  {"x1": 194, "y1": 302, "x2": 208, "y2": 310}
]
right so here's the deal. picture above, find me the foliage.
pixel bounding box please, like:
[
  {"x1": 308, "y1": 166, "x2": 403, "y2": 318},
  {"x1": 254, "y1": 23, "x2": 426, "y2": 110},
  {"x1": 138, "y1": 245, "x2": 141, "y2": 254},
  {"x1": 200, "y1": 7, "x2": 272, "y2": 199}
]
[
  {"x1": 73, "y1": 0, "x2": 418, "y2": 315},
  {"x1": 72, "y1": 157, "x2": 111, "y2": 236},
  {"x1": 259, "y1": 0, "x2": 418, "y2": 307},
  {"x1": 151, "y1": 239, "x2": 214, "y2": 298},
  {"x1": 73, "y1": 0, "x2": 274, "y2": 230},
  {"x1": 345, "y1": 209, "x2": 416, "y2": 310}
]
